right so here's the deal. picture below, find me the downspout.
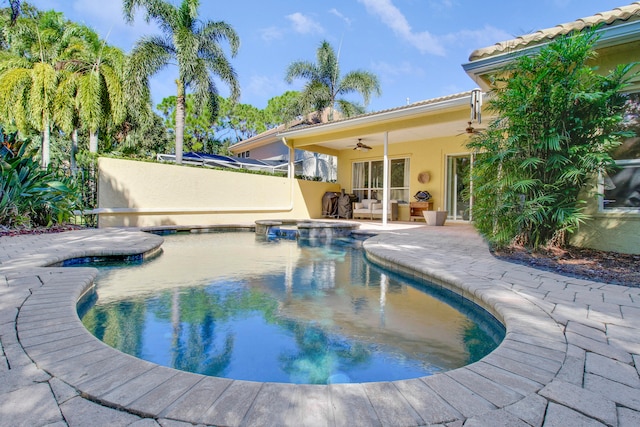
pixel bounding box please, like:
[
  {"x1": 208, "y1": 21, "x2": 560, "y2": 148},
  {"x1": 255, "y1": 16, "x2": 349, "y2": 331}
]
[{"x1": 382, "y1": 132, "x2": 389, "y2": 227}]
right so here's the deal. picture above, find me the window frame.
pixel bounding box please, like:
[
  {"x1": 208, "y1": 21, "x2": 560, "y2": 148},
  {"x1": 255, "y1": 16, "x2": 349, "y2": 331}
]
[
  {"x1": 600, "y1": 159, "x2": 640, "y2": 213},
  {"x1": 351, "y1": 157, "x2": 410, "y2": 203},
  {"x1": 599, "y1": 90, "x2": 640, "y2": 213}
]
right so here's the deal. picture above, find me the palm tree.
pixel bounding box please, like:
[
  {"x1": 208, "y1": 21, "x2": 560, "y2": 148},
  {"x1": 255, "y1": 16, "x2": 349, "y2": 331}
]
[
  {"x1": 0, "y1": 10, "x2": 81, "y2": 167},
  {"x1": 8, "y1": 0, "x2": 20, "y2": 24},
  {"x1": 55, "y1": 25, "x2": 126, "y2": 157},
  {"x1": 123, "y1": 0, "x2": 240, "y2": 164},
  {"x1": 285, "y1": 40, "x2": 381, "y2": 121}
]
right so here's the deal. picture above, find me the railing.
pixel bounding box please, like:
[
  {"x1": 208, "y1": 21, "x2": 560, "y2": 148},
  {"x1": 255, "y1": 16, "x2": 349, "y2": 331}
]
[{"x1": 55, "y1": 163, "x2": 98, "y2": 227}]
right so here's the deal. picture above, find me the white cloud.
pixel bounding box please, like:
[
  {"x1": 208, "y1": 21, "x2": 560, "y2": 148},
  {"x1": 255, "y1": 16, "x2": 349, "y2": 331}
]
[
  {"x1": 371, "y1": 60, "x2": 425, "y2": 81},
  {"x1": 245, "y1": 75, "x2": 289, "y2": 107},
  {"x1": 286, "y1": 13, "x2": 324, "y2": 35},
  {"x1": 357, "y1": 0, "x2": 445, "y2": 56},
  {"x1": 45, "y1": 0, "x2": 155, "y2": 51},
  {"x1": 438, "y1": 83, "x2": 465, "y2": 97},
  {"x1": 428, "y1": 0, "x2": 455, "y2": 11},
  {"x1": 329, "y1": 8, "x2": 352, "y2": 27},
  {"x1": 441, "y1": 25, "x2": 513, "y2": 48},
  {"x1": 259, "y1": 26, "x2": 285, "y2": 42}
]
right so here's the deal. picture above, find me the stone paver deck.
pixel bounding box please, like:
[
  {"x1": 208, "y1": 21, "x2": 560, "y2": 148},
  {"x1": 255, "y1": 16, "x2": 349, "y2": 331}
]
[{"x1": 0, "y1": 224, "x2": 639, "y2": 426}]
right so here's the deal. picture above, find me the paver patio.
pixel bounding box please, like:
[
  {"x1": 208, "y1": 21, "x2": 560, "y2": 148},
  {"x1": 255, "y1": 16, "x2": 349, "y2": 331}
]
[{"x1": 0, "y1": 224, "x2": 639, "y2": 426}]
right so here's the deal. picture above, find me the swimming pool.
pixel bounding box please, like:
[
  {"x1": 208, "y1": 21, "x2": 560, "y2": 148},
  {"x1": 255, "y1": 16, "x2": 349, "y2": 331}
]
[{"x1": 79, "y1": 232, "x2": 504, "y2": 384}]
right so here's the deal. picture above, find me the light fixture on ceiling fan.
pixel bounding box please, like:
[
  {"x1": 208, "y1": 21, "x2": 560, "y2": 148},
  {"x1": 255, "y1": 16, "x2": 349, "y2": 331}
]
[
  {"x1": 457, "y1": 121, "x2": 484, "y2": 136},
  {"x1": 353, "y1": 138, "x2": 372, "y2": 151}
]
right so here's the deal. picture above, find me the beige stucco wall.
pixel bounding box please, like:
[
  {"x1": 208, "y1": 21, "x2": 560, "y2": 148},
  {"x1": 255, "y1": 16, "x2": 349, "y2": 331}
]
[
  {"x1": 571, "y1": 42, "x2": 640, "y2": 253},
  {"x1": 97, "y1": 157, "x2": 340, "y2": 227},
  {"x1": 571, "y1": 184, "x2": 640, "y2": 254},
  {"x1": 336, "y1": 134, "x2": 470, "y2": 221},
  {"x1": 572, "y1": 212, "x2": 640, "y2": 254}
]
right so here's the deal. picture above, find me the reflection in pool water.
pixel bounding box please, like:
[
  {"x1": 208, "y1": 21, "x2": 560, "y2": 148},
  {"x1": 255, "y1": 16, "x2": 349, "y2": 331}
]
[{"x1": 79, "y1": 232, "x2": 504, "y2": 384}]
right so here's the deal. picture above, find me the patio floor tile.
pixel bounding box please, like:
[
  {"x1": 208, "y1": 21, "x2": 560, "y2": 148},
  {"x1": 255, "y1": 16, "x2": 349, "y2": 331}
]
[{"x1": 0, "y1": 224, "x2": 638, "y2": 426}]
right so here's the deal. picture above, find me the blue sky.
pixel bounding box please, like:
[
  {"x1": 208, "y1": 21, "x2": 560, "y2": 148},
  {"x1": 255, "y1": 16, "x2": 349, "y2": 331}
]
[{"x1": 27, "y1": 0, "x2": 630, "y2": 112}]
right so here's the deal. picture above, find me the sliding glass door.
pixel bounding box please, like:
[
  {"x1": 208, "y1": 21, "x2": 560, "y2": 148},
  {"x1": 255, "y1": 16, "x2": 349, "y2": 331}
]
[
  {"x1": 446, "y1": 155, "x2": 471, "y2": 221},
  {"x1": 352, "y1": 158, "x2": 410, "y2": 203}
]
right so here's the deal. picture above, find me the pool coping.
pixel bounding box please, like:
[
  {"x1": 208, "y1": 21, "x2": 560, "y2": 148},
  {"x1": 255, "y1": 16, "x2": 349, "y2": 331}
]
[{"x1": 2, "y1": 225, "x2": 639, "y2": 426}]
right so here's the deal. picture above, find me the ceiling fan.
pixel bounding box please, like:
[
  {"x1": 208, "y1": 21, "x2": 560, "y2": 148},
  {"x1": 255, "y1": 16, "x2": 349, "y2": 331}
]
[
  {"x1": 457, "y1": 121, "x2": 484, "y2": 136},
  {"x1": 352, "y1": 138, "x2": 372, "y2": 151}
]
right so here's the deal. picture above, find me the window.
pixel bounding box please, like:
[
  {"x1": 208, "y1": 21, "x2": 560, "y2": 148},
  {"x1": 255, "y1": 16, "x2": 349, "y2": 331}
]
[
  {"x1": 352, "y1": 158, "x2": 409, "y2": 203},
  {"x1": 603, "y1": 92, "x2": 640, "y2": 210},
  {"x1": 603, "y1": 161, "x2": 640, "y2": 209}
]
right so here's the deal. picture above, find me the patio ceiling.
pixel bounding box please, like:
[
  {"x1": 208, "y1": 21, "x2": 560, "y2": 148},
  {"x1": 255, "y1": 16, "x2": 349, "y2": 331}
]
[
  {"x1": 278, "y1": 91, "x2": 480, "y2": 153},
  {"x1": 309, "y1": 119, "x2": 473, "y2": 151}
]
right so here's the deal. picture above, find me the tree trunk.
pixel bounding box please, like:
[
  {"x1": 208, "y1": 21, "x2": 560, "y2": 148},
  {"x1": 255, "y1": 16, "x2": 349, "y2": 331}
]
[
  {"x1": 175, "y1": 79, "x2": 185, "y2": 164},
  {"x1": 41, "y1": 121, "x2": 50, "y2": 168},
  {"x1": 89, "y1": 129, "x2": 99, "y2": 153},
  {"x1": 70, "y1": 128, "x2": 78, "y2": 174}
]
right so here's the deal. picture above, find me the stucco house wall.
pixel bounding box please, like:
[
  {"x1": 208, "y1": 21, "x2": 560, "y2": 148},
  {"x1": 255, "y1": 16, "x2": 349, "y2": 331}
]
[
  {"x1": 463, "y1": 6, "x2": 640, "y2": 254},
  {"x1": 336, "y1": 134, "x2": 469, "y2": 221}
]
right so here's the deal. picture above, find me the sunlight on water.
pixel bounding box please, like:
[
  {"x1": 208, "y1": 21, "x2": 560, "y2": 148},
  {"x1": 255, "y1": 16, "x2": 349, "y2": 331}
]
[{"x1": 79, "y1": 232, "x2": 504, "y2": 384}]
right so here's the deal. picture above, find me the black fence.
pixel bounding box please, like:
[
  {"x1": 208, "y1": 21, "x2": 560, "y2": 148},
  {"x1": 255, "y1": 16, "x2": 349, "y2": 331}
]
[{"x1": 57, "y1": 163, "x2": 98, "y2": 227}]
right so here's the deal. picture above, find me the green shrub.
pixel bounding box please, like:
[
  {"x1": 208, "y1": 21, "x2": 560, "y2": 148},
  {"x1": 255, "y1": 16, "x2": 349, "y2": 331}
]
[
  {"x1": 468, "y1": 30, "x2": 637, "y2": 249},
  {"x1": 1, "y1": 139, "x2": 80, "y2": 228}
]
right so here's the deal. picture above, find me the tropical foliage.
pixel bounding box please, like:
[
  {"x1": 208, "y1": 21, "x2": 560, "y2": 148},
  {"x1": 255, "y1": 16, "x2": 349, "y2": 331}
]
[
  {"x1": 123, "y1": 0, "x2": 240, "y2": 164},
  {"x1": 0, "y1": 135, "x2": 79, "y2": 228},
  {"x1": 0, "y1": 5, "x2": 130, "y2": 169},
  {"x1": 285, "y1": 40, "x2": 381, "y2": 121},
  {"x1": 55, "y1": 24, "x2": 127, "y2": 155},
  {"x1": 215, "y1": 96, "x2": 267, "y2": 142},
  {"x1": 0, "y1": 9, "x2": 83, "y2": 167},
  {"x1": 468, "y1": 30, "x2": 637, "y2": 249},
  {"x1": 157, "y1": 94, "x2": 266, "y2": 152},
  {"x1": 113, "y1": 109, "x2": 172, "y2": 158},
  {"x1": 157, "y1": 94, "x2": 215, "y2": 153},
  {"x1": 262, "y1": 91, "x2": 302, "y2": 128}
]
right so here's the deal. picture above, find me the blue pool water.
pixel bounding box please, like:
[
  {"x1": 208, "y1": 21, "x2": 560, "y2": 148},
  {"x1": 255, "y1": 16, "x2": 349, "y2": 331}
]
[{"x1": 79, "y1": 232, "x2": 504, "y2": 384}]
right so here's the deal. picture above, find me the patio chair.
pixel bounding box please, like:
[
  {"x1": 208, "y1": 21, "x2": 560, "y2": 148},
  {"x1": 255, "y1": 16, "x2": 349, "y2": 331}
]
[
  {"x1": 352, "y1": 198, "x2": 376, "y2": 219},
  {"x1": 371, "y1": 200, "x2": 398, "y2": 221}
]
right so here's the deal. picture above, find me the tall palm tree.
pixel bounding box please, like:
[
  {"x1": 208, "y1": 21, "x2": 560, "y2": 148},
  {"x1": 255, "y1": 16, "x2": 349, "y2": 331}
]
[
  {"x1": 8, "y1": 0, "x2": 20, "y2": 24},
  {"x1": 0, "y1": 10, "x2": 81, "y2": 167},
  {"x1": 123, "y1": 0, "x2": 240, "y2": 164},
  {"x1": 55, "y1": 25, "x2": 126, "y2": 157},
  {"x1": 285, "y1": 40, "x2": 381, "y2": 121}
]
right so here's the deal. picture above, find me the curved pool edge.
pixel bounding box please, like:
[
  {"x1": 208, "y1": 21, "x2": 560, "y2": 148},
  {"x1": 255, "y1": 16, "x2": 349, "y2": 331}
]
[{"x1": 6, "y1": 227, "x2": 578, "y2": 426}]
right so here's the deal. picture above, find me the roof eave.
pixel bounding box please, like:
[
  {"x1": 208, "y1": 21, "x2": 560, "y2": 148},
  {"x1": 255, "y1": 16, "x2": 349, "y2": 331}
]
[
  {"x1": 462, "y1": 20, "x2": 640, "y2": 89},
  {"x1": 278, "y1": 93, "x2": 472, "y2": 139}
]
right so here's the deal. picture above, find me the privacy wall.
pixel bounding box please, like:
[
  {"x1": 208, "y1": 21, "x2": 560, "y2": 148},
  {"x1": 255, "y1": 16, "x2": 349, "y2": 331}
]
[{"x1": 97, "y1": 157, "x2": 339, "y2": 227}]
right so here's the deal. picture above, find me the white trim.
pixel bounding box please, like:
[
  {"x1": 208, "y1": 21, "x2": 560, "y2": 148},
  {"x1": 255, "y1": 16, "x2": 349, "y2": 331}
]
[
  {"x1": 445, "y1": 153, "x2": 473, "y2": 222},
  {"x1": 382, "y1": 132, "x2": 389, "y2": 226},
  {"x1": 279, "y1": 95, "x2": 471, "y2": 139},
  {"x1": 351, "y1": 157, "x2": 410, "y2": 204}
]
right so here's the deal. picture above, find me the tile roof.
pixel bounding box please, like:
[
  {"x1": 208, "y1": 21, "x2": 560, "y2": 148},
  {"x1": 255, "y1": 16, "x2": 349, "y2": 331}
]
[{"x1": 469, "y1": 2, "x2": 640, "y2": 61}]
